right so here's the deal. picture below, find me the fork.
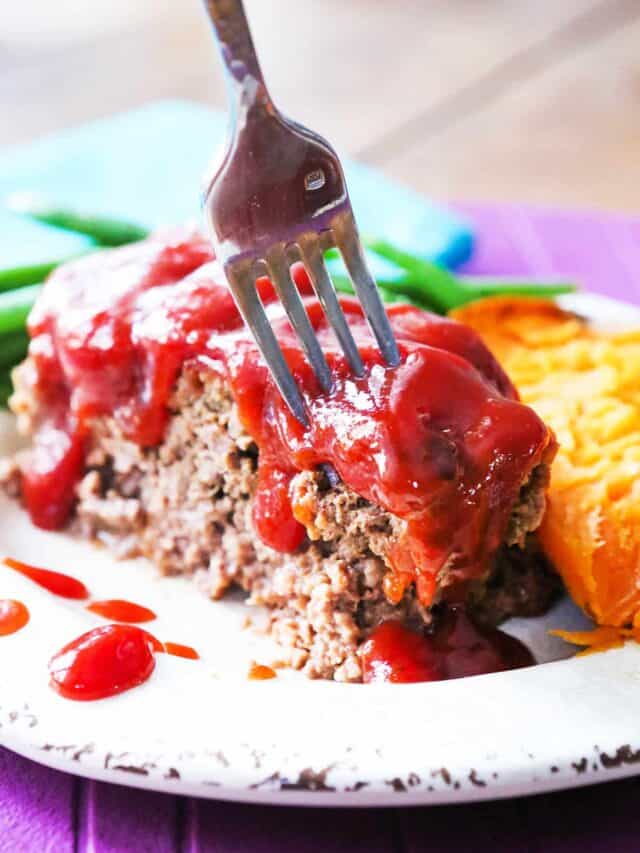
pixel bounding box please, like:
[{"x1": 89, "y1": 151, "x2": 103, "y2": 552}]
[{"x1": 201, "y1": 0, "x2": 400, "y2": 424}]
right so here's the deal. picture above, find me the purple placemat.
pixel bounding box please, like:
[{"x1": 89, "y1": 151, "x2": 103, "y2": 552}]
[
  {"x1": 1, "y1": 203, "x2": 639, "y2": 852},
  {"x1": 456, "y1": 203, "x2": 640, "y2": 303}
]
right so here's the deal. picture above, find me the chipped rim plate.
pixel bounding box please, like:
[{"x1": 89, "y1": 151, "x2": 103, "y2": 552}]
[{"x1": 1, "y1": 292, "x2": 640, "y2": 808}]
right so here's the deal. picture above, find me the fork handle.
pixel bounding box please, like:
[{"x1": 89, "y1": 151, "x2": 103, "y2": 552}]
[{"x1": 203, "y1": 0, "x2": 272, "y2": 109}]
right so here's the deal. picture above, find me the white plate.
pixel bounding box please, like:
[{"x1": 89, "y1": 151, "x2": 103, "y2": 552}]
[{"x1": 2, "y1": 292, "x2": 640, "y2": 808}]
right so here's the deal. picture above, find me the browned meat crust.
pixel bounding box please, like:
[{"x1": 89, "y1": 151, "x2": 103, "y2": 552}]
[{"x1": 4, "y1": 358, "x2": 558, "y2": 680}]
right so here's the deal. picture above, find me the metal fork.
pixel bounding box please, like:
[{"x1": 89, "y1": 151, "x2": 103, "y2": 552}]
[{"x1": 201, "y1": 0, "x2": 400, "y2": 424}]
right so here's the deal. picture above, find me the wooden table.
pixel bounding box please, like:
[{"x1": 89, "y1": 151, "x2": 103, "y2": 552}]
[{"x1": 3, "y1": 0, "x2": 639, "y2": 211}]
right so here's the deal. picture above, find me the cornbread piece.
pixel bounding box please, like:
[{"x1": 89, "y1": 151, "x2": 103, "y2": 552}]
[
  {"x1": 3, "y1": 233, "x2": 558, "y2": 680},
  {"x1": 453, "y1": 296, "x2": 640, "y2": 627}
]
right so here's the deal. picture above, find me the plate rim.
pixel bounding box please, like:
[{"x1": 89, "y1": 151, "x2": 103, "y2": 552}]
[
  {"x1": 3, "y1": 646, "x2": 640, "y2": 807},
  {"x1": 2, "y1": 290, "x2": 640, "y2": 807}
]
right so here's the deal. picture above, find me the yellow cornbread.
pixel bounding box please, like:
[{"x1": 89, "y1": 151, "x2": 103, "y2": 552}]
[{"x1": 452, "y1": 297, "x2": 640, "y2": 627}]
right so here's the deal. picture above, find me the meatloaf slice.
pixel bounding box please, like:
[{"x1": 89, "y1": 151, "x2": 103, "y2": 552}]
[
  {"x1": 1, "y1": 232, "x2": 560, "y2": 681},
  {"x1": 6, "y1": 359, "x2": 557, "y2": 682}
]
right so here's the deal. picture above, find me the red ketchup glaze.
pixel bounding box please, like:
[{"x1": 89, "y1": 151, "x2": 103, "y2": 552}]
[
  {"x1": 87, "y1": 599, "x2": 157, "y2": 623},
  {"x1": 49, "y1": 624, "x2": 156, "y2": 701},
  {"x1": 248, "y1": 662, "x2": 277, "y2": 680},
  {"x1": 21, "y1": 423, "x2": 86, "y2": 530},
  {"x1": 361, "y1": 610, "x2": 535, "y2": 684},
  {"x1": 0, "y1": 599, "x2": 30, "y2": 636},
  {"x1": 141, "y1": 630, "x2": 164, "y2": 653},
  {"x1": 4, "y1": 557, "x2": 89, "y2": 600},
  {"x1": 21, "y1": 229, "x2": 556, "y2": 607},
  {"x1": 162, "y1": 641, "x2": 199, "y2": 660}
]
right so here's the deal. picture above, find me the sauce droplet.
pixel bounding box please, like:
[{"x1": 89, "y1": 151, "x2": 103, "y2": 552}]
[
  {"x1": 163, "y1": 641, "x2": 199, "y2": 660},
  {"x1": 4, "y1": 557, "x2": 89, "y2": 600},
  {"x1": 87, "y1": 599, "x2": 156, "y2": 623},
  {"x1": 361, "y1": 609, "x2": 534, "y2": 684},
  {"x1": 141, "y1": 630, "x2": 164, "y2": 653},
  {"x1": 49, "y1": 624, "x2": 157, "y2": 701},
  {"x1": 0, "y1": 599, "x2": 30, "y2": 636},
  {"x1": 248, "y1": 662, "x2": 277, "y2": 680}
]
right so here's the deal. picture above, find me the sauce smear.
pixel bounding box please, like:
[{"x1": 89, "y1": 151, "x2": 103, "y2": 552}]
[
  {"x1": 4, "y1": 557, "x2": 89, "y2": 600},
  {"x1": 162, "y1": 641, "x2": 199, "y2": 660},
  {"x1": 0, "y1": 599, "x2": 30, "y2": 636},
  {"x1": 248, "y1": 662, "x2": 277, "y2": 680},
  {"x1": 361, "y1": 609, "x2": 534, "y2": 683},
  {"x1": 87, "y1": 599, "x2": 156, "y2": 623},
  {"x1": 49, "y1": 624, "x2": 157, "y2": 701}
]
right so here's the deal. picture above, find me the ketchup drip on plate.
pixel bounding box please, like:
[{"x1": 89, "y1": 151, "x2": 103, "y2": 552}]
[
  {"x1": 48, "y1": 623, "x2": 201, "y2": 701},
  {"x1": 0, "y1": 599, "x2": 30, "y2": 636},
  {"x1": 87, "y1": 599, "x2": 157, "y2": 623},
  {"x1": 4, "y1": 557, "x2": 89, "y2": 600},
  {"x1": 3, "y1": 551, "x2": 199, "y2": 698},
  {"x1": 361, "y1": 608, "x2": 535, "y2": 684},
  {"x1": 248, "y1": 662, "x2": 277, "y2": 680},
  {"x1": 162, "y1": 641, "x2": 199, "y2": 660},
  {"x1": 20, "y1": 229, "x2": 555, "y2": 608},
  {"x1": 49, "y1": 625, "x2": 157, "y2": 701},
  {"x1": 141, "y1": 631, "x2": 164, "y2": 653}
]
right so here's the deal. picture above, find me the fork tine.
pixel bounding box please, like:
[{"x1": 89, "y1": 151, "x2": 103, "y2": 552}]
[
  {"x1": 333, "y1": 213, "x2": 401, "y2": 367},
  {"x1": 297, "y1": 236, "x2": 365, "y2": 377},
  {"x1": 265, "y1": 246, "x2": 333, "y2": 393},
  {"x1": 225, "y1": 261, "x2": 309, "y2": 425}
]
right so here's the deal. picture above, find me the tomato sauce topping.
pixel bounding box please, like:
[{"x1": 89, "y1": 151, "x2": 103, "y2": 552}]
[
  {"x1": 49, "y1": 624, "x2": 157, "y2": 700},
  {"x1": 248, "y1": 662, "x2": 277, "y2": 680},
  {"x1": 4, "y1": 557, "x2": 89, "y2": 600},
  {"x1": 162, "y1": 641, "x2": 199, "y2": 660},
  {"x1": 361, "y1": 609, "x2": 535, "y2": 683},
  {"x1": 20, "y1": 229, "x2": 555, "y2": 607},
  {"x1": 87, "y1": 599, "x2": 157, "y2": 623},
  {"x1": 0, "y1": 599, "x2": 30, "y2": 636}
]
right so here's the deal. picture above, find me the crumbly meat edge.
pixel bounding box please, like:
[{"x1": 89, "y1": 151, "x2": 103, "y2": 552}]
[{"x1": 1, "y1": 360, "x2": 559, "y2": 681}]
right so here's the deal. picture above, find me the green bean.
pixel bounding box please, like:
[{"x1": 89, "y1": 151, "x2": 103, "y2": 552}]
[
  {"x1": 330, "y1": 272, "x2": 351, "y2": 295},
  {"x1": 365, "y1": 237, "x2": 576, "y2": 312},
  {"x1": 6, "y1": 198, "x2": 577, "y2": 313},
  {"x1": 362, "y1": 237, "x2": 462, "y2": 312},
  {"x1": 332, "y1": 272, "x2": 419, "y2": 305},
  {"x1": 327, "y1": 245, "x2": 425, "y2": 302},
  {"x1": 0, "y1": 374, "x2": 13, "y2": 408},
  {"x1": 7, "y1": 195, "x2": 149, "y2": 247},
  {"x1": 0, "y1": 284, "x2": 41, "y2": 336},
  {"x1": 378, "y1": 287, "x2": 414, "y2": 305},
  {"x1": 0, "y1": 194, "x2": 578, "y2": 377},
  {"x1": 0, "y1": 259, "x2": 68, "y2": 293},
  {"x1": 457, "y1": 276, "x2": 575, "y2": 303},
  {"x1": 0, "y1": 331, "x2": 29, "y2": 368}
]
